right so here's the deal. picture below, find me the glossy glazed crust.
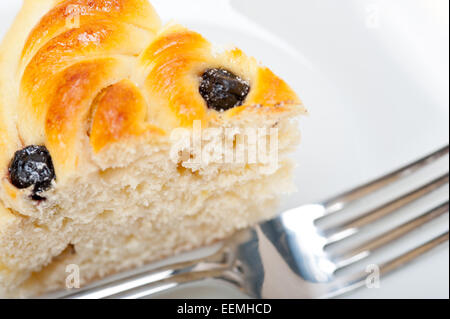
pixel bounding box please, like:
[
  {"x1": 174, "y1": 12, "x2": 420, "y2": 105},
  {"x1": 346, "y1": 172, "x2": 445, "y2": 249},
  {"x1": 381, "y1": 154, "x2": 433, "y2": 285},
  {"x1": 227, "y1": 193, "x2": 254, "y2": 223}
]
[
  {"x1": 140, "y1": 25, "x2": 305, "y2": 129},
  {"x1": 1, "y1": 0, "x2": 305, "y2": 184}
]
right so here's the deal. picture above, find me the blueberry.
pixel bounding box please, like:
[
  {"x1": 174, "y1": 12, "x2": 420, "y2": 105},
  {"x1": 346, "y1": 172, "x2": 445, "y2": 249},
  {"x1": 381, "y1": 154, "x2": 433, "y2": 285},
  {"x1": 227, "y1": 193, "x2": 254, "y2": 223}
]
[
  {"x1": 9, "y1": 145, "x2": 55, "y2": 199},
  {"x1": 199, "y1": 68, "x2": 250, "y2": 111}
]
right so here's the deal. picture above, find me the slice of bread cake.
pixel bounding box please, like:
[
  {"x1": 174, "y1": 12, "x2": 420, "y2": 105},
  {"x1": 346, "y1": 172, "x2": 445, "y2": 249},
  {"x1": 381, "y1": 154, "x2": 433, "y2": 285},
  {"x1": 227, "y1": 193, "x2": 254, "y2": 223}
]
[{"x1": 0, "y1": 0, "x2": 306, "y2": 297}]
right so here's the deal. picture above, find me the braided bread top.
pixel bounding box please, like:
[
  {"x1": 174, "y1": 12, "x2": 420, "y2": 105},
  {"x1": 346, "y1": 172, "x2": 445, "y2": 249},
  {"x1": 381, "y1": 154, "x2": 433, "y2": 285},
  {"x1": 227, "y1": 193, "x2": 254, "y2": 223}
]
[{"x1": 1, "y1": 0, "x2": 305, "y2": 186}]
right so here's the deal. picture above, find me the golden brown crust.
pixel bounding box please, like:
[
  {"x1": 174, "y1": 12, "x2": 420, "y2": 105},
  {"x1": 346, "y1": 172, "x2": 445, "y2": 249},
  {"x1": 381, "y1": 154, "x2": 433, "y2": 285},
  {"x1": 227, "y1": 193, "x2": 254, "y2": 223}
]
[
  {"x1": 1, "y1": 0, "x2": 305, "y2": 188},
  {"x1": 140, "y1": 25, "x2": 305, "y2": 129},
  {"x1": 16, "y1": 0, "x2": 161, "y2": 179},
  {"x1": 45, "y1": 59, "x2": 117, "y2": 162},
  {"x1": 90, "y1": 80, "x2": 165, "y2": 152},
  {"x1": 140, "y1": 27, "x2": 212, "y2": 128},
  {"x1": 21, "y1": 0, "x2": 161, "y2": 69}
]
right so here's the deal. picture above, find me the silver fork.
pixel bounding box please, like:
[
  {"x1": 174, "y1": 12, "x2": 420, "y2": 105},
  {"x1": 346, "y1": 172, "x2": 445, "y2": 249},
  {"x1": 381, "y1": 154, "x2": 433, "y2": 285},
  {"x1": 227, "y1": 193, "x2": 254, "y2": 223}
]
[{"x1": 59, "y1": 146, "x2": 449, "y2": 299}]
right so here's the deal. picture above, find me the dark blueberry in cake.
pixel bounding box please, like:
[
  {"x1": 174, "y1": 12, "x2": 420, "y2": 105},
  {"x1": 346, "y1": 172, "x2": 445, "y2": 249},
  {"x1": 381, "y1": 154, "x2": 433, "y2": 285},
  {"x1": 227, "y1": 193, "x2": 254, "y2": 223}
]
[
  {"x1": 9, "y1": 145, "x2": 55, "y2": 199},
  {"x1": 199, "y1": 68, "x2": 250, "y2": 111}
]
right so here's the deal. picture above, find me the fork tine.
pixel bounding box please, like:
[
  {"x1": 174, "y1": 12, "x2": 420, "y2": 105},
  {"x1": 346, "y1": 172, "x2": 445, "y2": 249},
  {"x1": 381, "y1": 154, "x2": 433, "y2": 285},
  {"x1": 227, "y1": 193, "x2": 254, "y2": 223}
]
[
  {"x1": 326, "y1": 232, "x2": 449, "y2": 298},
  {"x1": 378, "y1": 231, "x2": 449, "y2": 275},
  {"x1": 332, "y1": 201, "x2": 449, "y2": 269},
  {"x1": 324, "y1": 173, "x2": 449, "y2": 244},
  {"x1": 322, "y1": 145, "x2": 449, "y2": 215}
]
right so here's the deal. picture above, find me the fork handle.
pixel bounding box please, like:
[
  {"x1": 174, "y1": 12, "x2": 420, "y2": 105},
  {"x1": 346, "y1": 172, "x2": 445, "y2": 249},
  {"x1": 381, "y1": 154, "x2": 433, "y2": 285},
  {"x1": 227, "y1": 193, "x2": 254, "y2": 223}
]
[{"x1": 61, "y1": 246, "x2": 234, "y2": 299}]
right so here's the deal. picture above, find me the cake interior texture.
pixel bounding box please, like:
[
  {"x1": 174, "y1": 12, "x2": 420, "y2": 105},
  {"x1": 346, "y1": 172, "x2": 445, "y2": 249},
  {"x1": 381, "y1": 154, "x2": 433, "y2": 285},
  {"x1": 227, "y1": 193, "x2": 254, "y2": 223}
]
[
  {"x1": 0, "y1": 0, "x2": 306, "y2": 297},
  {"x1": 1, "y1": 120, "x2": 300, "y2": 297}
]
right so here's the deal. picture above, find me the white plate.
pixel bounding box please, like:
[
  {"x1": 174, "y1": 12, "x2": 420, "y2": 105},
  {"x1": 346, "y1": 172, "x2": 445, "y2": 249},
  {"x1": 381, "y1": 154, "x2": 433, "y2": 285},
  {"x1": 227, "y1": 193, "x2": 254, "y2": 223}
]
[{"x1": 1, "y1": 0, "x2": 448, "y2": 299}]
